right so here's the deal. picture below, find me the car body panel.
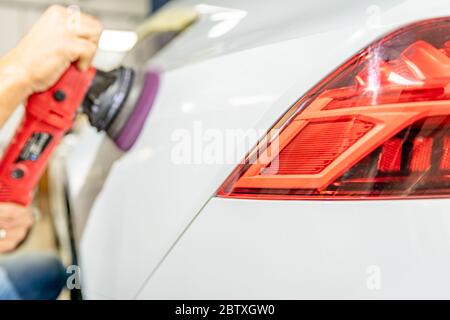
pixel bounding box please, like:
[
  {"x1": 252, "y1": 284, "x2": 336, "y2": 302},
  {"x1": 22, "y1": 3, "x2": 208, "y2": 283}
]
[
  {"x1": 68, "y1": 0, "x2": 450, "y2": 298},
  {"x1": 138, "y1": 197, "x2": 450, "y2": 299},
  {"x1": 81, "y1": 34, "x2": 330, "y2": 298}
]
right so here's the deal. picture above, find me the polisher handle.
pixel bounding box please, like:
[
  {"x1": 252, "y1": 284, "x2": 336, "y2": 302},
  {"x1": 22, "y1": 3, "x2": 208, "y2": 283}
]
[{"x1": 0, "y1": 65, "x2": 96, "y2": 205}]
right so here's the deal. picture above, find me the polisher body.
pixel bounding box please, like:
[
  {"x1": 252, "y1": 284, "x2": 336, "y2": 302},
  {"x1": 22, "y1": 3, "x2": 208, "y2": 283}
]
[{"x1": 0, "y1": 65, "x2": 96, "y2": 205}]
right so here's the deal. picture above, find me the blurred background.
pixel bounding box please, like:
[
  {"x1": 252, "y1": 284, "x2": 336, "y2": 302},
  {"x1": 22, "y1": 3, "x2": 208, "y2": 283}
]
[{"x1": 0, "y1": 0, "x2": 173, "y2": 55}]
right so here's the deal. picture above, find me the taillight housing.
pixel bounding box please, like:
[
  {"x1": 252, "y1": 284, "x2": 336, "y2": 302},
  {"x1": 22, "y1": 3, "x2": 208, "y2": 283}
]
[{"x1": 217, "y1": 17, "x2": 450, "y2": 200}]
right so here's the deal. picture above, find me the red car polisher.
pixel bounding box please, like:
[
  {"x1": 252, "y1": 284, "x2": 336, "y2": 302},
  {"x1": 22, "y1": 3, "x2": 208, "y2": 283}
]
[{"x1": 0, "y1": 64, "x2": 159, "y2": 205}]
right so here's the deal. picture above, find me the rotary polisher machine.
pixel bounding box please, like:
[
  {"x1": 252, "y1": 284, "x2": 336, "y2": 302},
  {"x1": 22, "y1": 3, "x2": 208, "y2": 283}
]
[
  {"x1": 0, "y1": 64, "x2": 153, "y2": 205},
  {"x1": 0, "y1": 7, "x2": 198, "y2": 205}
]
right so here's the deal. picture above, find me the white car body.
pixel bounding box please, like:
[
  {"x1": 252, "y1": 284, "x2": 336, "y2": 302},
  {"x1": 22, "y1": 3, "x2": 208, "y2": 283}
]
[{"x1": 62, "y1": 0, "x2": 450, "y2": 299}]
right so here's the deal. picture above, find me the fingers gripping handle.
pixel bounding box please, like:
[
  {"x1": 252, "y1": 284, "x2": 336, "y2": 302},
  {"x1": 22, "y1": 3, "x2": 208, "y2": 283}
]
[{"x1": 0, "y1": 65, "x2": 96, "y2": 205}]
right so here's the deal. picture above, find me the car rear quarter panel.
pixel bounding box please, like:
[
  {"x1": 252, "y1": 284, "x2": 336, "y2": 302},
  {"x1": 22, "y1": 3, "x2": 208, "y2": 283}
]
[
  {"x1": 138, "y1": 198, "x2": 450, "y2": 299},
  {"x1": 78, "y1": 0, "x2": 450, "y2": 299}
]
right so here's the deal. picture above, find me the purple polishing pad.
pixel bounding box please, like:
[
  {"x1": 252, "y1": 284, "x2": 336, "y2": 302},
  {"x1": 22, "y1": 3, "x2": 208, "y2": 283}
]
[{"x1": 114, "y1": 71, "x2": 160, "y2": 151}]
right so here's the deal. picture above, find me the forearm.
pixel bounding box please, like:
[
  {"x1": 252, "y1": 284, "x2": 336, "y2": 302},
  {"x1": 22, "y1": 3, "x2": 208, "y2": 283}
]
[{"x1": 0, "y1": 51, "x2": 32, "y2": 127}]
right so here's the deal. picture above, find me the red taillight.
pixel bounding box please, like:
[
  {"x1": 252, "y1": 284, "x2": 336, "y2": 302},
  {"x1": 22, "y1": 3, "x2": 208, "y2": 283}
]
[{"x1": 217, "y1": 18, "x2": 450, "y2": 200}]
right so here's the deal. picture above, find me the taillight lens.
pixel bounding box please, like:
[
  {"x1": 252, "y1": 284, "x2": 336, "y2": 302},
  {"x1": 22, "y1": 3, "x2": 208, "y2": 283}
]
[{"x1": 217, "y1": 18, "x2": 450, "y2": 200}]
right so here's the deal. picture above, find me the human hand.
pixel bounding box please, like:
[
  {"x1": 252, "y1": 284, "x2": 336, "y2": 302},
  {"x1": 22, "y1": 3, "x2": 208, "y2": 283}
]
[
  {"x1": 0, "y1": 203, "x2": 34, "y2": 253},
  {"x1": 3, "y1": 5, "x2": 102, "y2": 94}
]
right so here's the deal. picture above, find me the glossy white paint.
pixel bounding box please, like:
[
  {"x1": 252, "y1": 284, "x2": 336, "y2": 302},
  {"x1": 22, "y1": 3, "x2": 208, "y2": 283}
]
[
  {"x1": 138, "y1": 197, "x2": 450, "y2": 299},
  {"x1": 69, "y1": 0, "x2": 450, "y2": 299},
  {"x1": 82, "y1": 31, "x2": 325, "y2": 299}
]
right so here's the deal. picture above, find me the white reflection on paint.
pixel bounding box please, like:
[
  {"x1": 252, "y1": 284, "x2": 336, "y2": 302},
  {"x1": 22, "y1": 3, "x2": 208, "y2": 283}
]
[
  {"x1": 181, "y1": 102, "x2": 194, "y2": 113},
  {"x1": 129, "y1": 147, "x2": 154, "y2": 163},
  {"x1": 228, "y1": 95, "x2": 277, "y2": 107},
  {"x1": 196, "y1": 4, "x2": 247, "y2": 39}
]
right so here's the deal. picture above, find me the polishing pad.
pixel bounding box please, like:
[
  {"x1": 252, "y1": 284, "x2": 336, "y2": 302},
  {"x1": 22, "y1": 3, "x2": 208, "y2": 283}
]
[{"x1": 110, "y1": 71, "x2": 160, "y2": 151}]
